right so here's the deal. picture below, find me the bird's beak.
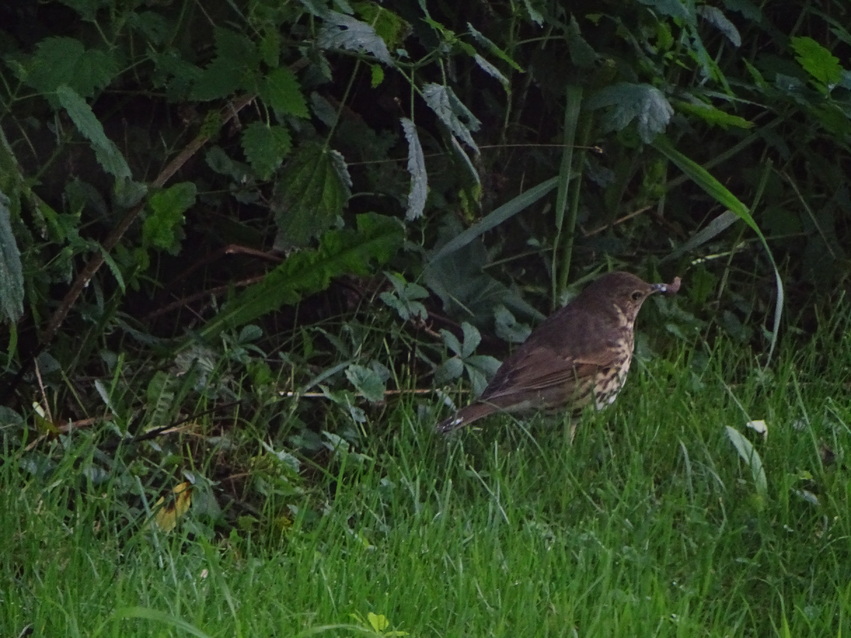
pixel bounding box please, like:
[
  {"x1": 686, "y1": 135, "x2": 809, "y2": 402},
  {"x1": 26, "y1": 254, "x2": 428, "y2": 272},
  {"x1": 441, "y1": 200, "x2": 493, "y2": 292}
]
[{"x1": 652, "y1": 276, "x2": 682, "y2": 295}]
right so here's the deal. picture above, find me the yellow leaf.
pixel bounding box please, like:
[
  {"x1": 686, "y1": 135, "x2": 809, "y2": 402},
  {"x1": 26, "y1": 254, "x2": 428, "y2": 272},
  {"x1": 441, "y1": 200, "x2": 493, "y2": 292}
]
[{"x1": 153, "y1": 481, "x2": 193, "y2": 532}]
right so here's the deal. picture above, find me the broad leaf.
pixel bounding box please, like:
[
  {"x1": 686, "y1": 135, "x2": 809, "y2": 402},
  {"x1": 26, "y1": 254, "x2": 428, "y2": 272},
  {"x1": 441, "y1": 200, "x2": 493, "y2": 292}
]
[
  {"x1": 317, "y1": 11, "x2": 393, "y2": 65},
  {"x1": 273, "y1": 142, "x2": 352, "y2": 247},
  {"x1": 23, "y1": 37, "x2": 118, "y2": 98},
  {"x1": 421, "y1": 83, "x2": 481, "y2": 151},
  {"x1": 586, "y1": 82, "x2": 673, "y2": 143},
  {"x1": 791, "y1": 36, "x2": 843, "y2": 92},
  {"x1": 260, "y1": 67, "x2": 308, "y2": 118},
  {"x1": 242, "y1": 122, "x2": 292, "y2": 180},
  {"x1": 726, "y1": 426, "x2": 768, "y2": 502}
]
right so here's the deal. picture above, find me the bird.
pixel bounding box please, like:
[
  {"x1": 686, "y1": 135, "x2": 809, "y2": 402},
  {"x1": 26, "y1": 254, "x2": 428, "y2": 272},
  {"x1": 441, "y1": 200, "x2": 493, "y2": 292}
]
[{"x1": 436, "y1": 271, "x2": 680, "y2": 433}]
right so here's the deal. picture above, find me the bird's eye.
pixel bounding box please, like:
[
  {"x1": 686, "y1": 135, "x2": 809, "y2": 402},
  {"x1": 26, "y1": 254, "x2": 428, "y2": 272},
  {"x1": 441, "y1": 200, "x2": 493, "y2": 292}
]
[{"x1": 631, "y1": 290, "x2": 643, "y2": 301}]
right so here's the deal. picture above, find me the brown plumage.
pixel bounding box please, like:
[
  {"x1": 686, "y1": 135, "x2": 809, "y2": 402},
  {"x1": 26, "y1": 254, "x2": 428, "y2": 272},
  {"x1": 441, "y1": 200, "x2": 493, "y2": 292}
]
[{"x1": 436, "y1": 271, "x2": 680, "y2": 433}]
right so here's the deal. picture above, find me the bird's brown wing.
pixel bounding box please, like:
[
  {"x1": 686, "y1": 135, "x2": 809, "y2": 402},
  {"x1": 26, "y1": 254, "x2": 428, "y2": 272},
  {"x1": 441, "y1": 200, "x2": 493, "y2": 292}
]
[{"x1": 481, "y1": 345, "x2": 617, "y2": 401}]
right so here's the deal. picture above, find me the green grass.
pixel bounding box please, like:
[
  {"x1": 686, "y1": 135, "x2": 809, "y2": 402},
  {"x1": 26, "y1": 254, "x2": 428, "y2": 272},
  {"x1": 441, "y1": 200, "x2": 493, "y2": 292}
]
[{"x1": 3, "y1": 336, "x2": 851, "y2": 637}]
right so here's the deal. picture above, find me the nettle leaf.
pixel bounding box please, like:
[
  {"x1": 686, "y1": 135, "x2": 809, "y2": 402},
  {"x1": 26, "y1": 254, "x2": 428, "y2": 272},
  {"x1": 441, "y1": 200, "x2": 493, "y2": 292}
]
[
  {"x1": 586, "y1": 82, "x2": 673, "y2": 143},
  {"x1": 242, "y1": 122, "x2": 292, "y2": 181},
  {"x1": 400, "y1": 118, "x2": 427, "y2": 220},
  {"x1": 317, "y1": 11, "x2": 393, "y2": 65},
  {"x1": 260, "y1": 67, "x2": 308, "y2": 118},
  {"x1": 698, "y1": 6, "x2": 741, "y2": 47},
  {"x1": 23, "y1": 37, "x2": 118, "y2": 98},
  {"x1": 143, "y1": 182, "x2": 196, "y2": 254},
  {"x1": 421, "y1": 83, "x2": 481, "y2": 151},
  {"x1": 56, "y1": 85, "x2": 132, "y2": 180},
  {"x1": 0, "y1": 192, "x2": 24, "y2": 322},
  {"x1": 273, "y1": 142, "x2": 352, "y2": 247},
  {"x1": 200, "y1": 213, "x2": 404, "y2": 338},
  {"x1": 191, "y1": 27, "x2": 260, "y2": 101},
  {"x1": 791, "y1": 36, "x2": 843, "y2": 91}
]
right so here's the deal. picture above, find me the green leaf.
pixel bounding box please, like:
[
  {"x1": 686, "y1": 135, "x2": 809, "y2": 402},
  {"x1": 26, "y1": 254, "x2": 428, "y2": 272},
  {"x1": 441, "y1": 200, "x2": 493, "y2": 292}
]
[
  {"x1": 345, "y1": 364, "x2": 386, "y2": 402},
  {"x1": 352, "y1": 2, "x2": 410, "y2": 50},
  {"x1": 260, "y1": 67, "x2": 308, "y2": 118},
  {"x1": 429, "y1": 177, "x2": 558, "y2": 264},
  {"x1": 272, "y1": 142, "x2": 352, "y2": 247},
  {"x1": 725, "y1": 426, "x2": 768, "y2": 503},
  {"x1": 200, "y1": 213, "x2": 403, "y2": 339},
  {"x1": 460, "y1": 322, "x2": 481, "y2": 358},
  {"x1": 0, "y1": 192, "x2": 24, "y2": 323},
  {"x1": 400, "y1": 118, "x2": 427, "y2": 220},
  {"x1": 143, "y1": 182, "x2": 196, "y2": 254},
  {"x1": 55, "y1": 85, "x2": 132, "y2": 180},
  {"x1": 241, "y1": 122, "x2": 292, "y2": 180},
  {"x1": 698, "y1": 6, "x2": 741, "y2": 47},
  {"x1": 637, "y1": 0, "x2": 692, "y2": 20},
  {"x1": 190, "y1": 28, "x2": 259, "y2": 101},
  {"x1": 434, "y1": 357, "x2": 464, "y2": 384},
  {"x1": 791, "y1": 36, "x2": 843, "y2": 91},
  {"x1": 586, "y1": 82, "x2": 673, "y2": 143},
  {"x1": 652, "y1": 136, "x2": 783, "y2": 363},
  {"x1": 674, "y1": 100, "x2": 753, "y2": 129},
  {"x1": 317, "y1": 11, "x2": 393, "y2": 65},
  {"x1": 23, "y1": 37, "x2": 118, "y2": 98},
  {"x1": 421, "y1": 83, "x2": 481, "y2": 151}
]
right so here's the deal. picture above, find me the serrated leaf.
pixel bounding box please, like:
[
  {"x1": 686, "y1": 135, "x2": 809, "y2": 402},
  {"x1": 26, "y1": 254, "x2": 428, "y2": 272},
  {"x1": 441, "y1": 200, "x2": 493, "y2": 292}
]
[
  {"x1": 143, "y1": 182, "x2": 196, "y2": 253},
  {"x1": 345, "y1": 364, "x2": 386, "y2": 402},
  {"x1": 242, "y1": 122, "x2": 292, "y2": 180},
  {"x1": 318, "y1": 11, "x2": 393, "y2": 65},
  {"x1": 352, "y1": 2, "x2": 410, "y2": 50},
  {"x1": 400, "y1": 118, "x2": 427, "y2": 220},
  {"x1": 421, "y1": 83, "x2": 481, "y2": 151},
  {"x1": 460, "y1": 322, "x2": 481, "y2": 358},
  {"x1": 698, "y1": 6, "x2": 741, "y2": 47},
  {"x1": 434, "y1": 357, "x2": 464, "y2": 384},
  {"x1": 675, "y1": 101, "x2": 753, "y2": 129},
  {"x1": 473, "y1": 54, "x2": 509, "y2": 89},
  {"x1": 23, "y1": 37, "x2": 118, "y2": 98},
  {"x1": 200, "y1": 213, "x2": 403, "y2": 339},
  {"x1": 190, "y1": 27, "x2": 259, "y2": 101},
  {"x1": 272, "y1": 142, "x2": 352, "y2": 247},
  {"x1": 791, "y1": 36, "x2": 843, "y2": 91},
  {"x1": 0, "y1": 192, "x2": 24, "y2": 322},
  {"x1": 55, "y1": 85, "x2": 132, "y2": 180},
  {"x1": 586, "y1": 82, "x2": 673, "y2": 143},
  {"x1": 260, "y1": 67, "x2": 308, "y2": 118}
]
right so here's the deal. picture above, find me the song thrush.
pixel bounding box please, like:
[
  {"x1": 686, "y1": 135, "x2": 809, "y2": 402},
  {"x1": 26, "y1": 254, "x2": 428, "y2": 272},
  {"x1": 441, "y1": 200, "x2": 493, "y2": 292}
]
[{"x1": 436, "y1": 271, "x2": 680, "y2": 433}]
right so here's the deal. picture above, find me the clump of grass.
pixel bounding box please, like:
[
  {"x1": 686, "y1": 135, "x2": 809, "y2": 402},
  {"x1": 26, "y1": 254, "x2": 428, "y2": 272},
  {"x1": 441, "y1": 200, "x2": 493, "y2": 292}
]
[{"x1": 2, "y1": 336, "x2": 850, "y2": 636}]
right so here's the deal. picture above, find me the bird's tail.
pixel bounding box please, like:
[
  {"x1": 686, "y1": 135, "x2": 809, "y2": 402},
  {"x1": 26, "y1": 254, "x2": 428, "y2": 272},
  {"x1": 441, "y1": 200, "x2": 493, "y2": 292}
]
[{"x1": 436, "y1": 402, "x2": 497, "y2": 433}]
